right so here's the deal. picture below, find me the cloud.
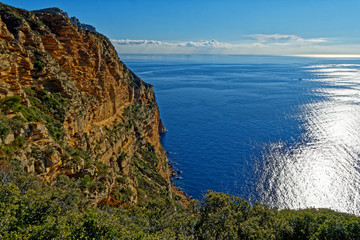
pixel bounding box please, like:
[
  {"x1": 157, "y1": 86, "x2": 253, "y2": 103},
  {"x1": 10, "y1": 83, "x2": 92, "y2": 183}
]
[
  {"x1": 110, "y1": 34, "x2": 351, "y2": 55},
  {"x1": 181, "y1": 40, "x2": 232, "y2": 48},
  {"x1": 111, "y1": 39, "x2": 231, "y2": 48},
  {"x1": 111, "y1": 39, "x2": 237, "y2": 54},
  {"x1": 249, "y1": 34, "x2": 327, "y2": 44},
  {"x1": 113, "y1": 39, "x2": 165, "y2": 46}
]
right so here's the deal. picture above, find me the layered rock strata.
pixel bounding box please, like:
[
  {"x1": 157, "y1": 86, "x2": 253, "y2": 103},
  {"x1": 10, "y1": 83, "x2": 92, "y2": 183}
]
[{"x1": 0, "y1": 3, "x2": 172, "y2": 204}]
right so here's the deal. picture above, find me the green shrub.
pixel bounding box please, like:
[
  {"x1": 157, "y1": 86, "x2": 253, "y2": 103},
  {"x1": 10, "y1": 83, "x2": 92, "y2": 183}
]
[
  {"x1": 8, "y1": 89, "x2": 70, "y2": 143},
  {"x1": 0, "y1": 95, "x2": 21, "y2": 114},
  {"x1": 6, "y1": 115, "x2": 25, "y2": 131},
  {"x1": 115, "y1": 176, "x2": 126, "y2": 184},
  {"x1": 46, "y1": 122, "x2": 65, "y2": 142},
  {"x1": 94, "y1": 161, "x2": 109, "y2": 176},
  {"x1": 0, "y1": 119, "x2": 10, "y2": 140},
  {"x1": 18, "y1": 105, "x2": 47, "y2": 122},
  {"x1": 119, "y1": 187, "x2": 133, "y2": 203},
  {"x1": 33, "y1": 59, "x2": 45, "y2": 69},
  {"x1": 13, "y1": 136, "x2": 26, "y2": 148},
  {"x1": 63, "y1": 146, "x2": 92, "y2": 168},
  {"x1": 1, "y1": 168, "x2": 360, "y2": 240},
  {"x1": 78, "y1": 175, "x2": 94, "y2": 190},
  {"x1": 25, "y1": 45, "x2": 36, "y2": 51}
]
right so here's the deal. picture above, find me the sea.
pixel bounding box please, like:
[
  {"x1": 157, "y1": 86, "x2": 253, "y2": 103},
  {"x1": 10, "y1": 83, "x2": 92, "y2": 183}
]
[{"x1": 121, "y1": 54, "x2": 360, "y2": 215}]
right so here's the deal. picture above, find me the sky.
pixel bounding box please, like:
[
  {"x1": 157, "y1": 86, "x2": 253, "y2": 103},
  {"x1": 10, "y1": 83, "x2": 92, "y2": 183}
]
[{"x1": 2, "y1": 0, "x2": 360, "y2": 56}]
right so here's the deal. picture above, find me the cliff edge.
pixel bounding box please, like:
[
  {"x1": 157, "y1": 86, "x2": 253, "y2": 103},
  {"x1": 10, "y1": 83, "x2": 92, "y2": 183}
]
[{"x1": 0, "y1": 3, "x2": 174, "y2": 205}]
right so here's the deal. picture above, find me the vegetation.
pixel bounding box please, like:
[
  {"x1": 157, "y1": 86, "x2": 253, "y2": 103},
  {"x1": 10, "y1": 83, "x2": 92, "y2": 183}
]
[
  {"x1": 0, "y1": 163, "x2": 359, "y2": 240},
  {"x1": 33, "y1": 59, "x2": 45, "y2": 70},
  {"x1": 0, "y1": 88, "x2": 68, "y2": 143},
  {"x1": 0, "y1": 119, "x2": 10, "y2": 141}
]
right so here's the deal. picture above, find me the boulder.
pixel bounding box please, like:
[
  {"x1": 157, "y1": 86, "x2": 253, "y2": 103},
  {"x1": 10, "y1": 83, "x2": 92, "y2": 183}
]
[{"x1": 3, "y1": 132, "x2": 14, "y2": 144}]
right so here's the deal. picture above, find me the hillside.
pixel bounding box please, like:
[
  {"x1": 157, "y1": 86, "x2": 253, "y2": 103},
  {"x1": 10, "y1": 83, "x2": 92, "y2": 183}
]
[
  {"x1": 0, "y1": 2, "x2": 175, "y2": 205},
  {"x1": 1, "y1": 3, "x2": 360, "y2": 239}
]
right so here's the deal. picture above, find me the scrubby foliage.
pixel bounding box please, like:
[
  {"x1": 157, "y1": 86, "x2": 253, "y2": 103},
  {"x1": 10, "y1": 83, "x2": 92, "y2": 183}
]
[
  {"x1": 0, "y1": 88, "x2": 68, "y2": 143},
  {"x1": 0, "y1": 162, "x2": 359, "y2": 239},
  {"x1": 23, "y1": 87, "x2": 68, "y2": 142}
]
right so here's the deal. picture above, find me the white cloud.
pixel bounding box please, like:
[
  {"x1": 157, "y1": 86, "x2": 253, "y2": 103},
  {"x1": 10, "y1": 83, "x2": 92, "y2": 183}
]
[
  {"x1": 111, "y1": 39, "x2": 231, "y2": 48},
  {"x1": 249, "y1": 34, "x2": 327, "y2": 44},
  {"x1": 111, "y1": 34, "x2": 359, "y2": 55},
  {"x1": 111, "y1": 39, "x2": 236, "y2": 54},
  {"x1": 181, "y1": 40, "x2": 231, "y2": 48},
  {"x1": 113, "y1": 39, "x2": 165, "y2": 46}
]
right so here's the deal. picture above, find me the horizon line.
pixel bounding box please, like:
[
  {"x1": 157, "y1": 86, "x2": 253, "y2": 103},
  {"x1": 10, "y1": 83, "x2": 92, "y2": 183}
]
[{"x1": 119, "y1": 53, "x2": 360, "y2": 59}]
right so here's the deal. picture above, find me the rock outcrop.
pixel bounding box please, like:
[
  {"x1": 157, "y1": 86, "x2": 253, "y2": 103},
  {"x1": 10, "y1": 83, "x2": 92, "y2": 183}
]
[
  {"x1": 0, "y1": 3, "x2": 172, "y2": 204},
  {"x1": 70, "y1": 17, "x2": 96, "y2": 32}
]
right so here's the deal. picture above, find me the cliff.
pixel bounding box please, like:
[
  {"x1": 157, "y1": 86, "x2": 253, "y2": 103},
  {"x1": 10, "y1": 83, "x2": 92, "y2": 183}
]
[
  {"x1": 2, "y1": 3, "x2": 360, "y2": 239},
  {"x1": 0, "y1": 3, "x2": 173, "y2": 205}
]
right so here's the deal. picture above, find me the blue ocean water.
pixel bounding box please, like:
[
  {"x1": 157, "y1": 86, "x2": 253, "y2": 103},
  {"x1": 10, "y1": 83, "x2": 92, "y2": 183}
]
[{"x1": 122, "y1": 54, "x2": 360, "y2": 215}]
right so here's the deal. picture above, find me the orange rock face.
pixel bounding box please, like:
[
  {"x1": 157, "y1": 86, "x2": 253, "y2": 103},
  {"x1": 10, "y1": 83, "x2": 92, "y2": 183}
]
[{"x1": 0, "y1": 4, "x2": 171, "y2": 203}]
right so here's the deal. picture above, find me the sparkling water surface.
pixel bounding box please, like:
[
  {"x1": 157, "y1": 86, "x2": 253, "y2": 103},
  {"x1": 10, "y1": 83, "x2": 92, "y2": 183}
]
[{"x1": 122, "y1": 54, "x2": 360, "y2": 215}]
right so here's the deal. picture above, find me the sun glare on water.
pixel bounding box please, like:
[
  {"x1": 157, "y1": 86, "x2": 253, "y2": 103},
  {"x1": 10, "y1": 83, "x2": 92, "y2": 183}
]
[
  {"x1": 293, "y1": 54, "x2": 360, "y2": 58},
  {"x1": 258, "y1": 64, "x2": 360, "y2": 215}
]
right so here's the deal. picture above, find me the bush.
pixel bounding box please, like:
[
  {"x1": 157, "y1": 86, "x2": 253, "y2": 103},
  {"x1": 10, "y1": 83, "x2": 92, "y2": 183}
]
[
  {"x1": 0, "y1": 95, "x2": 21, "y2": 114},
  {"x1": 1, "y1": 168, "x2": 360, "y2": 239},
  {"x1": 0, "y1": 120, "x2": 10, "y2": 140},
  {"x1": 13, "y1": 136, "x2": 26, "y2": 148},
  {"x1": 0, "y1": 90, "x2": 70, "y2": 144},
  {"x1": 33, "y1": 59, "x2": 45, "y2": 69},
  {"x1": 6, "y1": 115, "x2": 25, "y2": 130},
  {"x1": 78, "y1": 175, "x2": 95, "y2": 190},
  {"x1": 46, "y1": 122, "x2": 65, "y2": 142}
]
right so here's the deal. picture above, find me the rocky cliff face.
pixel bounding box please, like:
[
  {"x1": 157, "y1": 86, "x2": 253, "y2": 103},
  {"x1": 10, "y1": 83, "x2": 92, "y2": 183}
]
[{"x1": 0, "y1": 3, "x2": 172, "y2": 205}]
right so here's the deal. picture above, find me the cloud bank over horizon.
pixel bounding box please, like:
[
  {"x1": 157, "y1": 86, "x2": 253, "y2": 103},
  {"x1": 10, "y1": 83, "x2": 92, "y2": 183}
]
[{"x1": 111, "y1": 34, "x2": 359, "y2": 56}]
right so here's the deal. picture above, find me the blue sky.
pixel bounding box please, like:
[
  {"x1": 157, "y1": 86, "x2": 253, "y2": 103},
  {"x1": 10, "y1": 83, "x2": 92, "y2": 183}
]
[{"x1": 2, "y1": 0, "x2": 360, "y2": 55}]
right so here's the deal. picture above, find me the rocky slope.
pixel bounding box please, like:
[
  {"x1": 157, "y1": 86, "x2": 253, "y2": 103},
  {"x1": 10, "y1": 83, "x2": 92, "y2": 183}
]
[{"x1": 0, "y1": 3, "x2": 175, "y2": 205}]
